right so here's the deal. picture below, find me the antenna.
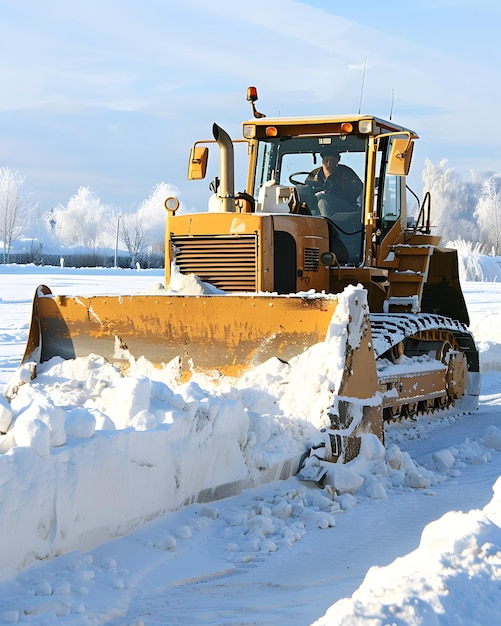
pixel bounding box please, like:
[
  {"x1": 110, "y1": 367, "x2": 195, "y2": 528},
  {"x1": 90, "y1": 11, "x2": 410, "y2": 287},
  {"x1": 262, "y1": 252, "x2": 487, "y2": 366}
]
[
  {"x1": 358, "y1": 61, "x2": 366, "y2": 114},
  {"x1": 389, "y1": 88, "x2": 394, "y2": 120}
]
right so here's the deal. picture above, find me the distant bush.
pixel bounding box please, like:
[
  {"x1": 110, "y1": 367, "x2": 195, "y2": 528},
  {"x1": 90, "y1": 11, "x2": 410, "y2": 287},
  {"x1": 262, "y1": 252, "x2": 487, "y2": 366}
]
[{"x1": 6, "y1": 251, "x2": 164, "y2": 269}]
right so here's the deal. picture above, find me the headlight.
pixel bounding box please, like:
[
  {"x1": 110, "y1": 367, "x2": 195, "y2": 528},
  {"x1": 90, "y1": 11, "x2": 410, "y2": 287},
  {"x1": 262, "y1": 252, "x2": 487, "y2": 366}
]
[
  {"x1": 320, "y1": 251, "x2": 336, "y2": 265},
  {"x1": 164, "y1": 196, "x2": 180, "y2": 213},
  {"x1": 243, "y1": 124, "x2": 256, "y2": 139},
  {"x1": 359, "y1": 120, "x2": 373, "y2": 134}
]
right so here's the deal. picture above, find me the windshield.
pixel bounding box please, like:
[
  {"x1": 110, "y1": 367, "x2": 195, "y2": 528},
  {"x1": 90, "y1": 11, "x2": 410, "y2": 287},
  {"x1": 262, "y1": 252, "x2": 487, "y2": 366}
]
[
  {"x1": 252, "y1": 135, "x2": 368, "y2": 265},
  {"x1": 253, "y1": 136, "x2": 367, "y2": 195}
]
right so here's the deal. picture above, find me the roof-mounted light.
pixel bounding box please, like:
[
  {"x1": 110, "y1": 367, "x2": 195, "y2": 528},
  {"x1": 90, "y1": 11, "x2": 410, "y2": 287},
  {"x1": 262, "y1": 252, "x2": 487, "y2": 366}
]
[
  {"x1": 246, "y1": 86, "x2": 258, "y2": 103},
  {"x1": 246, "y1": 85, "x2": 266, "y2": 118},
  {"x1": 340, "y1": 122, "x2": 353, "y2": 133},
  {"x1": 359, "y1": 120, "x2": 373, "y2": 134},
  {"x1": 265, "y1": 126, "x2": 278, "y2": 137}
]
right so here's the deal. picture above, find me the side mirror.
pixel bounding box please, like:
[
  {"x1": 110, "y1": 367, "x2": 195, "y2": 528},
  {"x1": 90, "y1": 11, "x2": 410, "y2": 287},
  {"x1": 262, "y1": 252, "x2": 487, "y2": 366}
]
[
  {"x1": 388, "y1": 138, "x2": 414, "y2": 176},
  {"x1": 187, "y1": 146, "x2": 209, "y2": 180}
]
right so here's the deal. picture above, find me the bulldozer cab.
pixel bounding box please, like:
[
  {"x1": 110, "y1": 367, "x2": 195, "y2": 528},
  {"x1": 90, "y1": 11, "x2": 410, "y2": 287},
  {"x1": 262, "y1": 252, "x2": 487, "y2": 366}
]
[
  {"x1": 184, "y1": 111, "x2": 419, "y2": 273},
  {"x1": 243, "y1": 118, "x2": 417, "y2": 267}
]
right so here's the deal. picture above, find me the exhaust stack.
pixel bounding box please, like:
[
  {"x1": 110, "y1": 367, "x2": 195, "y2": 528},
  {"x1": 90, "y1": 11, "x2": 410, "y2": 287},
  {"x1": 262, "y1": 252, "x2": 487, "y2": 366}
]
[{"x1": 211, "y1": 123, "x2": 235, "y2": 213}]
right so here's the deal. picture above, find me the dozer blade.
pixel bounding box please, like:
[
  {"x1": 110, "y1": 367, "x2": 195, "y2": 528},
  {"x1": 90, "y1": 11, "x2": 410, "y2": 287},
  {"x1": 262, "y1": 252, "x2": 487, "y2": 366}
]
[{"x1": 21, "y1": 286, "x2": 341, "y2": 377}]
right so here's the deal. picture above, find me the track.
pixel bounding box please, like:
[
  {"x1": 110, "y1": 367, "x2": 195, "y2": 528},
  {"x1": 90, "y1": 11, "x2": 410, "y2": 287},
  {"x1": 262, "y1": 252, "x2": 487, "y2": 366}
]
[{"x1": 370, "y1": 312, "x2": 480, "y2": 423}]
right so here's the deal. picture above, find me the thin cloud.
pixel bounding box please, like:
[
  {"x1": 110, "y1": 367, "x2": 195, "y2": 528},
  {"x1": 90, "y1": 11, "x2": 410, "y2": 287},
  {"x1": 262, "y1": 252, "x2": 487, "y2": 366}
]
[{"x1": 0, "y1": 0, "x2": 500, "y2": 209}]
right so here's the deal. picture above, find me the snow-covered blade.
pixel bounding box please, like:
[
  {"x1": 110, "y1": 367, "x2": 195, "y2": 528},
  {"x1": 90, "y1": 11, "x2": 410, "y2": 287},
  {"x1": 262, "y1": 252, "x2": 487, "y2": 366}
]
[{"x1": 19, "y1": 285, "x2": 342, "y2": 378}]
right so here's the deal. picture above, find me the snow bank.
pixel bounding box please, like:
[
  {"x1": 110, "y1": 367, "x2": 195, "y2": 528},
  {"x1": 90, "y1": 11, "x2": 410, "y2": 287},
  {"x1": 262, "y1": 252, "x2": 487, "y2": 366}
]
[
  {"x1": 452, "y1": 239, "x2": 501, "y2": 282},
  {"x1": 313, "y1": 475, "x2": 501, "y2": 626},
  {"x1": 0, "y1": 355, "x2": 253, "y2": 575}
]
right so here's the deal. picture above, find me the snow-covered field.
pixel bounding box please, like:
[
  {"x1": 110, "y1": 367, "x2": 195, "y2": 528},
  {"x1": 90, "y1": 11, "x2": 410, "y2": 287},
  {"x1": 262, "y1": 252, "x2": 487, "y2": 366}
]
[{"x1": 0, "y1": 262, "x2": 500, "y2": 625}]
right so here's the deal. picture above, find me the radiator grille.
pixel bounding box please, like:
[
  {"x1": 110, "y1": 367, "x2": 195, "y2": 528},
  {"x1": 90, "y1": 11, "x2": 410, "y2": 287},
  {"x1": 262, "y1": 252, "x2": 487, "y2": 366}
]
[
  {"x1": 304, "y1": 247, "x2": 320, "y2": 271},
  {"x1": 171, "y1": 235, "x2": 258, "y2": 292}
]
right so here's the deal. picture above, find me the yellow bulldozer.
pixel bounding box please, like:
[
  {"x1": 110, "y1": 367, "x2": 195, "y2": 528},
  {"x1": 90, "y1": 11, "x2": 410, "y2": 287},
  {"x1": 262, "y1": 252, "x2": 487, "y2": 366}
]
[{"x1": 19, "y1": 87, "x2": 479, "y2": 470}]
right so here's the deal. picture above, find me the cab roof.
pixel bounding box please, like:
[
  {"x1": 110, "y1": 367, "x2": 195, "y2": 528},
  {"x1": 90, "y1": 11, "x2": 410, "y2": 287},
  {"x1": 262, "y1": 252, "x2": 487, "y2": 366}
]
[{"x1": 243, "y1": 114, "x2": 418, "y2": 139}]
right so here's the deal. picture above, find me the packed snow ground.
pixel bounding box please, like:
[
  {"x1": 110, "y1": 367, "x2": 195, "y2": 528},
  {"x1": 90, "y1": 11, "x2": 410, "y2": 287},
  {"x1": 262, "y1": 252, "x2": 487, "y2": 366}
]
[{"x1": 0, "y1": 259, "x2": 500, "y2": 625}]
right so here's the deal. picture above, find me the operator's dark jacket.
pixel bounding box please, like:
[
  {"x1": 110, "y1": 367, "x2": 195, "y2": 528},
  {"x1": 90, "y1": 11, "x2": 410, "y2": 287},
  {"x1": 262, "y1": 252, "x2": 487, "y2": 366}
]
[{"x1": 310, "y1": 165, "x2": 363, "y2": 205}]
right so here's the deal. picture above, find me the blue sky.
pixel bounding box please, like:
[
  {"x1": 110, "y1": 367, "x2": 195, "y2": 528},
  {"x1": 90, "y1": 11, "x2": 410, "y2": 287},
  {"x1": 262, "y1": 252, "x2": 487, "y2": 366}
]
[{"x1": 1, "y1": 0, "x2": 500, "y2": 212}]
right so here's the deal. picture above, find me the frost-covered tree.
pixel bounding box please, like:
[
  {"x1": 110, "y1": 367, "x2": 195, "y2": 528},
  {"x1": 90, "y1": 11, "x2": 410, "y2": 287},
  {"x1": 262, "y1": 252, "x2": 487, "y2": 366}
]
[
  {"x1": 474, "y1": 174, "x2": 501, "y2": 255},
  {"x1": 116, "y1": 182, "x2": 181, "y2": 265},
  {"x1": 137, "y1": 182, "x2": 181, "y2": 251},
  {"x1": 422, "y1": 159, "x2": 481, "y2": 244},
  {"x1": 120, "y1": 213, "x2": 146, "y2": 267},
  {"x1": 52, "y1": 187, "x2": 113, "y2": 249},
  {"x1": 16, "y1": 202, "x2": 53, "y2": 262},
  {"x1": 0, "y1": 168, "x2": 25, "y2": 263},
  {"x1": 26, "y1": 199, "x2": 57, "y2": 237}
]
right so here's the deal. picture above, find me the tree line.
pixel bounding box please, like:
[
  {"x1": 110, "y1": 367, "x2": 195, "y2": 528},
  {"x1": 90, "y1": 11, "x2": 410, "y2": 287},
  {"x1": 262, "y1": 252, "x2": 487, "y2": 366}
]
[
  {"x1": 0, "y1": 168, "x2": 181, "y2": 267},
  {"x1": 422, "y1": 159, "x2": 501, "y2": 254},
  {"x1": 1, "y1": 160, "x2": 501, "y2": 267}
]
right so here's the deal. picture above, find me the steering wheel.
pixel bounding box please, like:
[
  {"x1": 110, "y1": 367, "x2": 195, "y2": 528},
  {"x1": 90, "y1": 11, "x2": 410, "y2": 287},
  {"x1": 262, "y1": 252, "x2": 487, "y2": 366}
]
[{"x1": 288, "y1": 171, "x2": 312, "y2": 186}]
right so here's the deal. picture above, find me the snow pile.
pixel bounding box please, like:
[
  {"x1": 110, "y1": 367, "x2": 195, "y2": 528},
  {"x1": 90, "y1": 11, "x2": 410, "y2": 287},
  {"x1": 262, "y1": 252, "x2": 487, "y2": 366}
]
[
  {"x1": 0, "y1": 285, "x2": 375, "y2": 576},
  {"x1": 452, "y1": 238, "x2": 501, "y2": 282},
  {"x1": 166, "y1": 262, "x2": 225, "y2": 294},
  {"x1": 314, "y1": 419, "x2": 500, "y2": 503},
  {"x1": 220, "y1": 484, "x2": 338, "y2": 554},
  {"x1": 0, "y1": 353, "x2": 285, "y2": 574},
  {"x1": 313, "y1": 476, "x2": 501, "y2": 626}
]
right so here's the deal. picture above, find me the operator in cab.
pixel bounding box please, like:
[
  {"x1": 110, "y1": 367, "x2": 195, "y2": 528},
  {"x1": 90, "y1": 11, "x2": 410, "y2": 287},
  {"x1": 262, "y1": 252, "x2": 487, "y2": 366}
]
[{"x1": 310, "y1": 149, "x2": 363, "y2": 218}]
